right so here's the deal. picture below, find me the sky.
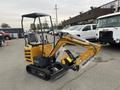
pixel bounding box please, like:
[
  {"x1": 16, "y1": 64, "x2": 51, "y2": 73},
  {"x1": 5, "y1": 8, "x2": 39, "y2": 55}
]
[{"x1": 0, "y1": 0, "x2": 114, "y2": 28}]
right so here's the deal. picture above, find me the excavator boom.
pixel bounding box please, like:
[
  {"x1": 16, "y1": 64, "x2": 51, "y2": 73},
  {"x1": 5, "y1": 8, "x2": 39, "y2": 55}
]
[{"x1": 49, "y1": 35, "x2": 101, "y2": 71}]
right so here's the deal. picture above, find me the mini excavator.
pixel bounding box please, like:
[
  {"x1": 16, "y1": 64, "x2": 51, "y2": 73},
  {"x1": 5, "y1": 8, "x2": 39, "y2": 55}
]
[{"x1": 21, "y1": 13, "x2": 101, "y2": 80}]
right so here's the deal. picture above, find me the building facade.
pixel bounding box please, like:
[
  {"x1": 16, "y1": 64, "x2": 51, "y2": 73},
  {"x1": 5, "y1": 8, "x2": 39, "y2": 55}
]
[
  {"x1": 62, "y1": 0, "x2": 118, "y2": 27},
  {"x1": 99, "y1": 0, "x2": 116, "y2": 9}
]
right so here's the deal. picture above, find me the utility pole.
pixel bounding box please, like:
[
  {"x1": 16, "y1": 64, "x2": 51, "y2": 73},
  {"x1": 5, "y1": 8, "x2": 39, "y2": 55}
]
[
  {"x1": 115, "y1": 0, "x2": 120, "y2": 12},
  {"x1": 118, "y1": 0, "x2": 120, "y2": 11},
  {"x1": 54, "y1": 4, "x2": 58, "y2": 26}
]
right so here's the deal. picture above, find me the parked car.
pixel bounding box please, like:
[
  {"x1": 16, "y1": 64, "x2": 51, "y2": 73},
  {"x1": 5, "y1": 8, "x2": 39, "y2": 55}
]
[
  {"x1": 0, "y1": 31, "x2": 5, "y2": 46},
  {"x1": 58, "y1": 24, "x2": 97, "y2": 40},
  {"x1": 48, "y1": 29, "x2": 60, "y2": 35},
  {"x1": 0, "y1": 31, "x2": 12, "y2": 40},
  {"x1": 4, "y1": 33, "x2": 12, "y2": 40}
]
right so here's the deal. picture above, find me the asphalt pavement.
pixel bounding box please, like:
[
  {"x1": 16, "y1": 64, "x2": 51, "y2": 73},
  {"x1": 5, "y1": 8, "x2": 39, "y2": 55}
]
[{"x1": 0, "y1": 39, "x2": 120, "y2": 90}]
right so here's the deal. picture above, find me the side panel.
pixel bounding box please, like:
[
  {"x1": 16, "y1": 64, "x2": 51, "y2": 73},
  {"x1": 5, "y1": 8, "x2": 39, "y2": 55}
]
[
  {"x1": 24, "y1": 46, "x2": 41, "y2": 64},
  {"x1": 81, "y1": 25, "x2": 92, "y2": 39},
  {"x1": 24, "y1": 44, "x2": 53, "y2": 64}
]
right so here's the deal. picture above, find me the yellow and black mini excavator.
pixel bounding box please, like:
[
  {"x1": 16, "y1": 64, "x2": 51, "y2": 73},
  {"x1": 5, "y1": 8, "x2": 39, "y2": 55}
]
[{"x1": 21, "y1": 13, "x2": 101, "y2": 80}]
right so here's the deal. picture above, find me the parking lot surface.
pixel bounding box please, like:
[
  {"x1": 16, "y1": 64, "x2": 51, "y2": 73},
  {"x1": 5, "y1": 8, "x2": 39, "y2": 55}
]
[{"x1": 0, "y1": 39, "x2": 120, "y2": 90}]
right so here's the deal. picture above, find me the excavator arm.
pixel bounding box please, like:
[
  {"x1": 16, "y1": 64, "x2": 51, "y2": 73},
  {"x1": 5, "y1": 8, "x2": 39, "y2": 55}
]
[{"x1": 49, "y1": 35, "x2": 101, "y2": 71}]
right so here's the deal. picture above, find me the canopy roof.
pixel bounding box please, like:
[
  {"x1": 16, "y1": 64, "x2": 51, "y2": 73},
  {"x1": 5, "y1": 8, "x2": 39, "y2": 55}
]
[{"x1": 22, "y1": 13, "x2": 49, "y2": 18}]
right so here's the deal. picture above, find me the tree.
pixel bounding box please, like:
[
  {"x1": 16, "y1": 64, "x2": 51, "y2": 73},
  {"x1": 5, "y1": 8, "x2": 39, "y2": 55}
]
[
  {"x1": 42, "y1": 23, "x2": 49, "y2": 29},
  {"x1": 30, "y1": 22, "x2": 49, "y2": 31},
  {"x1": 1, "y1": 23, "x2": 11, "y2": 28},
  {"x1": 36, "y1": 23, "x2": 49, "y2": 30},
  {"x1": 30, "y1": 23, "x2": 36, "y2": 30},
  {"x1": 37, "y1": 24, "x2": 41, "y2": 30}
]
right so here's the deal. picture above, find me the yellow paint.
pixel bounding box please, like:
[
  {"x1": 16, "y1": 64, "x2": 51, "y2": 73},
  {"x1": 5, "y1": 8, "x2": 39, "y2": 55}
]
[
  {"x1": 66, "y1": 57, "x2": 72, "y2": 63},
  {"x1": 24, "y1": 44, "x2": 52, "y2": 64},
  {"x1": 24, "y1": 35, "x2": 101, "y2": 69}
]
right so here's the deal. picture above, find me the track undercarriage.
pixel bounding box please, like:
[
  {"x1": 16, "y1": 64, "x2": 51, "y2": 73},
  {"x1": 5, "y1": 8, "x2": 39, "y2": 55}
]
[{"x1": 26, "y1": 62, "x2": 69, "y2": 80}]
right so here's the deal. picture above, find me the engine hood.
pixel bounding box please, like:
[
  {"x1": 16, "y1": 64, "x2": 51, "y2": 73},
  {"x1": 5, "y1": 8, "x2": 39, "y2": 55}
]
[{"x1": 97, "y1": 27, "x2": 118, "y2": 32}]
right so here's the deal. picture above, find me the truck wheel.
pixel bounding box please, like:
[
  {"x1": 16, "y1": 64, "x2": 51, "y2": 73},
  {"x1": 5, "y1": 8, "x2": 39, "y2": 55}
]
[
  {"x1": 109, "y1": 43, "x2": 119, "y2": 46},
  {"x1": 59, "y1": 33, "x2": 63, "y2": 38},
  {"x1": 0, "y1": 42, "x2": 2, "y2": 46},
  {"x1": 5, "y1": 36, "x2": 10, "y2": 40},
  {"x1": 0, "y1": 41, "x2": 3, "y2": 46}
]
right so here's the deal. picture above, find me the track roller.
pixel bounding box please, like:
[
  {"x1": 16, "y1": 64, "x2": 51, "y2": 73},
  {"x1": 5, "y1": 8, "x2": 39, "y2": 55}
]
[{"x1": 26, "y1": 65, "x2": 51, "y2": 80}]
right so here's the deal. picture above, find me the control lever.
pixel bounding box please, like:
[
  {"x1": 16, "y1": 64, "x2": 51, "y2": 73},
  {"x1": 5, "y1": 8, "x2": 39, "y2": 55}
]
[{"x1": 46, "y1": 35, "x2": 49, "y2": 43}]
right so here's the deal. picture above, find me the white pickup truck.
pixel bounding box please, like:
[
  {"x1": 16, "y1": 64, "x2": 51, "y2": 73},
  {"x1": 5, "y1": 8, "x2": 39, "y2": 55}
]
[
  {"x1": 96, "y1": 12, "x2": 120, "y2": 45},
  {"x1": 58, "y1": 24, "x2": 97, "y2": 40}
]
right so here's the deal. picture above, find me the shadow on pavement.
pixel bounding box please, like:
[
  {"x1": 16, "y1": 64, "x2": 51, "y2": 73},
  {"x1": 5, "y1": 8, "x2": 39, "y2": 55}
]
[{"x1": 102, "y1": 44, "x2": 120, "y2": 52}]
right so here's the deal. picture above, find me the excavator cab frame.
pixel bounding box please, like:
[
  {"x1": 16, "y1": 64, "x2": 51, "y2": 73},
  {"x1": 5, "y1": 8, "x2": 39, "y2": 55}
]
[{"x1": 21, "y1": 13, "x2": 56, "y2": 57}]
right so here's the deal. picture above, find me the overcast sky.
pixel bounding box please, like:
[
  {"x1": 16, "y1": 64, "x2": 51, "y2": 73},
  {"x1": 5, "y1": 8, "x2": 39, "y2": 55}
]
[{"x1": 0, "y1": 0, "x2": 113, "y2": 27}]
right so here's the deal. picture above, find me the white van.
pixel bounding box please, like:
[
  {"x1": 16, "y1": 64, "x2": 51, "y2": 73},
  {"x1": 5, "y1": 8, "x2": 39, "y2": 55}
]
[{"x1": 96, "y1": 12, "x2": 120, "y2": 45}]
